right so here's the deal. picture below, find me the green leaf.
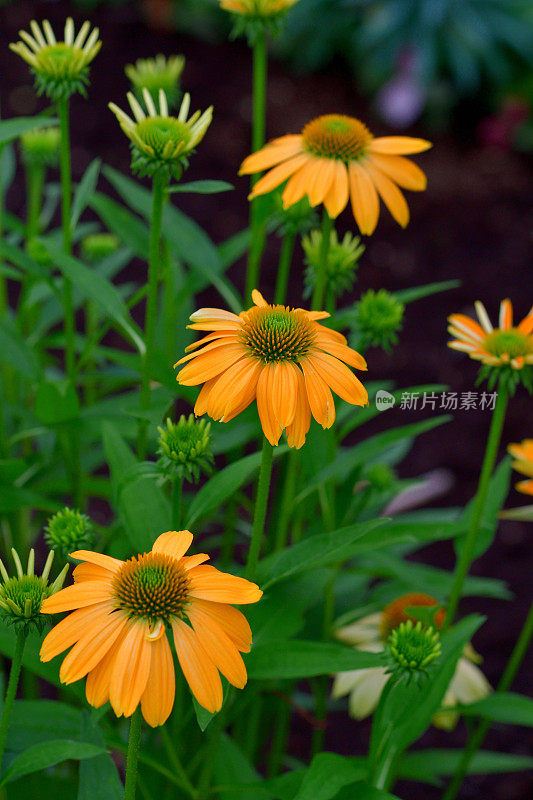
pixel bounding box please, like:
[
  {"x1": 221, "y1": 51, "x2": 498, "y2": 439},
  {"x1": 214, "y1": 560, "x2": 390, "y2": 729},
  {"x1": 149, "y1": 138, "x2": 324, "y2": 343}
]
[
  {"x1": 78, "y1": 712, "x2": 123, "y2": 800},
  {"x1": 167, "y1": 179, "x2": 234, "y2": 194},
  {"x1": 0, "y1": 485, "x2": 58, "y2": 513},
  {"x1": 0, "y1": 116, "x2": 58, "y2": 145},
  {"x1": 246, "y1": 641, "x2": 383, "y2": 680},
  {"x1": 393, "y1": 279, "x2": 461, "y2": 305},
  {"x1": 457, "y1": 691, "x2": 533, "y2": 727},
  {"x1": 0, "y1": 741, "x2": 105, "y2": 786},
  {"x1": 256, "y1": 519, "x2": 390, "y2": 589},
  {"x1": 185, "y1": 451, "x2": 263, "y2": 528},
  {"x1": 90, "y1": 191, "x2": 149, "y2": 258},
  {"x1": 102, "y1": 423, "x2": 171, "y2": 551},
  {"x1": 400, "y1": 749, "x2": 533, "y2": 785},
  {"x1": 0, "y1": 316, "x2": 41, "y2": 379},
  {"x1": 43, "y1": 243, "x2": 145, "y2": 354},
  {"x1": 71, "y1": 158, "x2": 101, "y2": 230},
  {"x1": 457, "y1": 457, "x2": 511, "y2": 559},
  {"x1": 35, "y1": 380, "x2": 80, "y2": 425},
  {"x1": 0, "y1": 629, "x2": 83, "y2": 698},
  {"x1": 292, "y1": 753, "x2": 367, "y2": 800},
  {"x1": 214, "y1": 735, "x2": 271, "y2": 800},
  {"x1": 6, "y1": 701, "x2": 83, "y2": 753}
]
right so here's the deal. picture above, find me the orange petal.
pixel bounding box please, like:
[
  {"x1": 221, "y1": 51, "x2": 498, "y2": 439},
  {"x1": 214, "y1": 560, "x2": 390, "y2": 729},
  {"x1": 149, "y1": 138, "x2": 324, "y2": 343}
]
[
  {"x1": 85, "y1": 627, "x2": 129, "y2": 709},
  {"x1": 109, "y1": 623, "x2": 152, "y2": 718},
  {"x1": 40, "y1": 602, "x2": 114, "y2": 662},
  {"x1": 251, "y1": 289, "x2": 268, "y2": 307},
  {"x1": 188, "y1": 565, "x2": 263, "y2": 604},
  {"x1": 368, "y1": 153, "x2": 427, "y2": 191},
  {"x1": 187, "y1": 604, "x2": 247, "y2": 689},
  {"x1": 499, "y1": 299, "x2": 513, "y2": 330},
  {"x1": 41, "y1": 581, "x2": 112, "y2": 614},
  {"x1": 316, "y1": 336, "x2": 367, "y2": 370},
  {"x1": 323, "y1": 160, "x2": 349, "y2": 219},
  {"x1": 175, "y1": 336, "x2": 241, "y2": 366},
  {"x1": 364, "y1": 160, "x2": 409, "y2": 228},
  {"x1": 300, "y1": 358, "x2": 336, "y2": 428},
  {"x1": 185, "y1": 330, "x2": 238, "y2": 352},
  {"x1": 447, "y1": 314, "x2": 486, "y2": 343},
  {"x1": 73, "y1": 563, "x2": 114, "y2": 583},
  {"x1": 181, "y1": 553, "x2": 210, "y2": 570},
  {"x1": 172, "y1": 618, "x2": 223, "y2": 714},
  {"x1": 518, "y1": 311, "x2": 533, "y2": 335},
  {"x1": 220, "y1": 359, "x2": 262, "y2": 422},
  {"x1": 194, "y1": 377, "x2": 218, "y2": 416},
  {"x1": 248, "y1": 153, "x2": 310, "y2": 199},
  {"x1": 70, "y1": 551, "x2": 123, "y2": 573},
  {"x1": 309, "y1": 351, "x2": 368, "y2": 406},
  {"x1": 280, "y1": 156, "x2": 320, "y2": 208},
  {"x1": 59, "y1": 610, "x2": 127, "y2": 684},
  {"x1": 368, "y1": 136, "x2": 432, "y2": 155},
  {"x1": 176, "y1": 344, "x2": 246, "y2": 386},
  {"x1": 239, "y1": 136, "x2": 303, "y2": 174},
  {"x1": 152, "y1": 530, "x2": 193, "y2": 560},
  {"x1": 305, "y1": 158, "x2": 336, "y2": 207},
  {"x1": 348, "y1": 161, "x2": 380, "y2": 235},
  {"x1": 206, "y1": 357, "x2": 260, "y2": 421},
  {"x1": 141, "y1": 634, "x2": 176, "y2": 727},
  {"x1": 256, "y1": 363, "x2": 283, "y2": 446},
  {"x1": 285, "y1": 366, "x2": 312, "y2": 450},
  {"x1": 271, "y1": 361, "x2": 299, "y2": 430},
  {"x1": 189, "y1": 598, "x2": 252, "y2": 653}
]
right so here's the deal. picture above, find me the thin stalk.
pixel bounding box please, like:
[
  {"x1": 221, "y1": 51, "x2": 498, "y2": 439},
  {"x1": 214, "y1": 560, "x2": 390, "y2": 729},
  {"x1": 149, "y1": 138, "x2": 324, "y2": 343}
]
[
  {"x1": 57, "y1": 96, "x2": 74, "y2": 379},
  {"x1": 442, "y1": 601, "x2": 533, "y2": 800},
  {"x1": 171, "y1": 477, "x2": 183, "y2": 530},
  {"x1": 244, "y1": 437, "x2": 274, "y2": 580},
  {"x1": 124, "y1": 707, "x2": 142, "y2": 800},
  {"x1": 84, "y1": 299, "x2": 98, "y2": 405},
  {"x1": 0, "y1": 630, "x2": 27, "y2": 767},
  {"x1": 445, "y1": 379, "x2": 509, "y2": 627},
  {"x1": 274, "y1": 450, "x2": 298, "y2": 552},
  {"x1": 274, "y1": 231, "x2": 296, "y2": 306},
  {"x1": 266, "y1": 699, "x2": 291, "y2": 778},
  {"x1": 138, "y1": 171, "x2": 168, "y2": 459},
  {"x1": 311, "y1": 210, "x2": 332, "y2": 311},
  {"x1": 244, "y1": 31, "x2": 268, "y2": 301}
]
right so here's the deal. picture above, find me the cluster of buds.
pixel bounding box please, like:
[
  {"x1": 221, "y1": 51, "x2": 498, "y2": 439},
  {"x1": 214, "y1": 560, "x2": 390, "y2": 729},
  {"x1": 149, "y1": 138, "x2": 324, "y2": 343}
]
[
  {"x1": 157, "y1": 415, "x2": 214, "y2": 483},
  {"x1": 303, "y1": 229, "x2": 364, "y2": 300},
  {"x1": 19, "y1": 126, "x2": 60, "y2": 169},
  {"x1": 44, "y1": 507, "x2": 94, "y2": 562},
  {"x1": 353, "y1": 289, "x2": 405, "y2": 352},
  {"x1": 0, "y1": 549, "x2": 68, "y2": 635},
  {"x1": 126, "y1": 54, "x2": 185, "y2": 109}
]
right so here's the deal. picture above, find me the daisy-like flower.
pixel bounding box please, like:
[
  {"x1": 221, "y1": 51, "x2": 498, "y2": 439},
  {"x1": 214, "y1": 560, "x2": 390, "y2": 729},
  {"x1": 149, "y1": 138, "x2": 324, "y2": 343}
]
[
  {"x1": 332, "y1": 593, "x2": 491, "y2": 730},
  {"x1": 10, "y1": 18, "x2": 101, "y2": 100},
  {"x1": 448, "y1": 298, "x2": 533, "y2": 372},
  {"x1": 40, "y1": 531, "x2": 262, "y2": 726},
  {"x1": 508, "y1": 439, "x2": 533, "y2": 496},
  {"x1": 219, "y1": 0, "x2": 299, "y2": 17},
  {"x1": 239, "y1": 115, "x2": 431, "y2": 234},
  {"x1": 109, "y1": 89, "x2": 213, "y2": 179},
  {"x1": 175, "y1": 290, "x2": 368, "y2": 449}
]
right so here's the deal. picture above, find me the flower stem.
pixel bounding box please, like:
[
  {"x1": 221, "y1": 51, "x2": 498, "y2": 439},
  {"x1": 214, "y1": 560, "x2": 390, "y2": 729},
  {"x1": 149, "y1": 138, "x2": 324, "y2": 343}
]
[
  {"x1": 311, "y1": 209, "x2": 332, "y2": 310},
  {"x1": 57, "y1": 96, "x2": 75, "y2": 379},
  {"x1": 244, "y1": 31, "x2": 268, "y2": 302},
  {"x1": 245, "y1": 436, "x2": 274, "y2": 580},
  {"x1": 171, "y1": 476, "x2": 183, "y2": 530},
  {"x1": 442, "y1": 600, "x2": 533, "y2": 800},
  {"x1": 0, "y1": 630, "x2": 27, "y2": 768},
  {"x1": 274, "y1": 450, "x2": 298, "y2": 551},
  {"x1": 138, "y1": 171, "x2": 168, "y2": 459},
  {"x1": 445, "y1": 379, "x2": 509, "y2": 627},
  {"x1": 274, "y1": 231, "x2": 296, "y2": 306},
  {"x1": 124, "y1": 707, "x2": 142, "y2": 800}
]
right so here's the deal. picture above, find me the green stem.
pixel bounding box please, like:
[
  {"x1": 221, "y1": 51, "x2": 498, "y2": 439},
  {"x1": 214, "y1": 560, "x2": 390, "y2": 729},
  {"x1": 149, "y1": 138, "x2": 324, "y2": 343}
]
[
  {"x1": 0, "y1": 630, "x2": 27, "y2": 768},
  {"x1": 445, "y1": 379, "x2": 509, "y2": 627},
  {"x1": 84, "y1": 299, "x2": 98, "y2": 405},
  {"x1": 266, "y1": 699, "x2": 291, "y2": 778},
  {"x1": 442, "y1": 601, "x2": 533, "y2": 800},
  {"x1": 25, "y1": 164, "x2": 45, "y2": 245},
  {"x1": 171, "y1": 477, "x2": 183, "y2": 530},
  {"x1": 124, "y1": 707, "x2": 142, "y2": 800},
  {"x1": 244, "y1": 31, "x2": 268, "y2": 302},
  {"x1": 138, "y1": 171, "x2": 168, "y2": 459},
  {"x1": 57, "y1": 96, "x2": 74, "y2": 379},
  {"x1": 274, "y1": 231, "x2": 296, "y2": 306},
  {"x1": 245, "y1": 436, "x2": 274, "y2": 580},
  {"x1": 274, "y1": 450, "x2": 298, "y2": 551},
  {"x1": 311, "y1": 209, "x2": 332, "y2": 311}
]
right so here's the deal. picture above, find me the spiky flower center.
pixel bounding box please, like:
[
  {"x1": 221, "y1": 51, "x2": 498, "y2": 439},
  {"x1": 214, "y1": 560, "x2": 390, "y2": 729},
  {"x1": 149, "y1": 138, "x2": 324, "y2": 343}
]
[
  {"x1": 302, "y1": 114, "x2": 373, "y2": 162},
  {"x1": 381, "y1": 593, "x2": 445, "y2": 640},
  {"x1": 387, "y1": 619, "x2": 441, "y2": 674},
  {"x1": 35, "y1": 44, "x2": 85, "y2": 77},
  {"x1": 484, "y1": 328, "x2": 532, "y2": 360},
  {"x1": 0, "y1": 575, "x2": 48, "y2": 617},
  {"x1": 241, "y1": 306, "x2": 316, "y2": 363},
  {"x1": 112, "y1": 553, "x2": 189, "y2": 624},
  {"x1": 135, "y1": 117, "x2": 191, "y2": 159}
]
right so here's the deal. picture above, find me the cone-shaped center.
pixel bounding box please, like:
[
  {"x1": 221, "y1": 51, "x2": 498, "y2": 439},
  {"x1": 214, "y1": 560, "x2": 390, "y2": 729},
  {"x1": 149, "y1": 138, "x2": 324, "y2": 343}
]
[
  {"x1": 241, "y1": 306, "x2": 316, "y2": 363},
  {"x1": 136, "y1": 117, "x2": 191, "y2": 158},
  {"x1": 112, "y1": 552, "x2": 189, "y2": 624},
  {"x1": 484, "y1": 328, "x2": 531, "y2": 359},
  {"x1": 302, "y1": 114, "x2": 373, "y2": 161}
]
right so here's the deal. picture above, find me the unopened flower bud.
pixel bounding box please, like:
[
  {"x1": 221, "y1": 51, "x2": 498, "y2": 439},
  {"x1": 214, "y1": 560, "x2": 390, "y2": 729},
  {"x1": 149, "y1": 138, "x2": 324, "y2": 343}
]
[{"x1": 157, "y1": 415, "x2": 214, "y2": 483}]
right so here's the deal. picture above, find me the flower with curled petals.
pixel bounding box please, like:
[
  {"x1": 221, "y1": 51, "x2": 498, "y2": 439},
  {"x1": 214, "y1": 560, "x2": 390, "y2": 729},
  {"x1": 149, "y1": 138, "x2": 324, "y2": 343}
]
[
  {"x1": 40, "y1": 531, "x2": 262, "y2": 724},
  {"x1": 239, "y1": 114, "x2": 431, "y2": 234},
  {"x1": 174, "y1": 290, "x2": 368, "y2": 448}
]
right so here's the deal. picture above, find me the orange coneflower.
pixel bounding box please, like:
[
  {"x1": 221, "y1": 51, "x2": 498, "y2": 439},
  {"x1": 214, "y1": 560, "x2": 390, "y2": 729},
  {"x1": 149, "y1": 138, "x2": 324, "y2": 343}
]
[
  {"x1": 40, "y1": 531, "x2": 262, "y2": 725},
  {"x1": 174, "y1": 290, "x2": 368, "y2": 448},
  {"x1": 239, "y1": 114, "x2": 431, "y2": 234},
  {"x1": 448, "y1": 299, "x2": 533, "y2": 370},
  {"x1": 508, "y1": 439, "x2": 533, "y2": 495}
]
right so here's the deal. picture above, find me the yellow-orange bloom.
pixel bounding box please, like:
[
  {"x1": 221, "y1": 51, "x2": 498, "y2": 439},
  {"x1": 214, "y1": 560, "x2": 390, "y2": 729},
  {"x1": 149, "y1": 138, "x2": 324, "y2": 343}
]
[
  {"x1": 448, "y1": 299, "x2": 533, "y2": 370},
  {"x1": 175, "y1": 290, "x2": 368, "y2": 448},
  {"x1": 508, "y1": 439, "x2": 533, "y2": 495},
  {"x1": 239, "y1": 114, "x2": 431, "y2": 234},
  {"x1": 40, "y1": 531, "x2": 262, "y2": 724}
]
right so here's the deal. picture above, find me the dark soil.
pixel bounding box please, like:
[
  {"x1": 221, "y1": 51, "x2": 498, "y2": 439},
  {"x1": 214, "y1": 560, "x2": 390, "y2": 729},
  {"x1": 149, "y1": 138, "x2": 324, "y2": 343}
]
[{"x1": 1, "y1": 1, "x2": 532, "y2": 798}]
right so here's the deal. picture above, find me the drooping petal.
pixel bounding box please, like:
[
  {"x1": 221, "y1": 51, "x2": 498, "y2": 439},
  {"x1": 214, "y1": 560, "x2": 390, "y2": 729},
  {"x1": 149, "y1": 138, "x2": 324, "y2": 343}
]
[
  {"x1": 309, "y1": 351, "x2": 368, "y2": 406},
  {"x1": 348, "y1": 161, "x2": 380, "y2": 235},
  {"x1": 140, "y1": 635, "x2": 176, "y2": 727},
  {"x1": 239, "y1": 136, "x2": 304, "y2": 173},
  {"x1": 187, "y1": 604, "x2": 247, "y2": 689},
  {"x1": 323, "y1": 160, "x2": 350, "y2": 219},
  {"x1": 109, "y1": 623, "x2": 152, "y2": 717},
  {"x1": 73, "y1": 563, "x2": 114, "y2": 583},
  {"x1": 363, "y1": 160, "x2": 409, "y2": 228},
  {"x1": 368, "y1": 137, "x2": 432, "y2": 155},
  {"x1": 59, "y1": 610, "x2": 128, "y2": 684},
  {"x1": 256, "y1": 363, "x2": 283, "y2": 446},
  {"x1": 249, "y1": 154, "x2": 310, "y2": 199},
  {"x1": 177, "y1": 344, "x2": 246, "y2": 386},
  {"x1": 85, "y1": 627, "x2": 129, "y2": 709},
  {"x1": 300, "y1": 358, "x2": 335, "y2": 429},
  {"x1": 315, "y1": 336, "x2": 367, "y2": 370},
  {"x1": 206, "y1": 357, "x2": 260, "y2": 421},
  {"x1": 69, "y1": 551, "x2": 123, "y2": 573},
  {"x1": 369, "y1": 153, "x2": 427, "y2": 191},
  {"x1": 40, "y1": 603, "x2": 115, "y2": 662},
  {"x1": 188, "y1": 565, "x2": 262, "y2": 604},
  {"x1": 188, "y1": 598, "x2": 252, "y2": 653},
  {"x1": 285, "y1": 366, "x2": 312, "y2": 449},
  {"x1": 271, "y1": 361, "x2": 299, "y2": 430},
  {"x1": 172, "y1": 618, "x2": 223, "y2": 713},
  {"x1": 305, "y1": 158, "x2": 336, "y2": 207},
  {"x1": 41, "y1": 581, "x2": 112, "y2": 614}
]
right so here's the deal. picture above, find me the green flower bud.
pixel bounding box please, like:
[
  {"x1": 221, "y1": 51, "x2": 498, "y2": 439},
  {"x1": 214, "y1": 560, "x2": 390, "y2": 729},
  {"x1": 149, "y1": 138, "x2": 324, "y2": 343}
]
[
  {"x1": 354, "y1": 289, "x2": 404, "y2": 352},
  {"x1": 44, "y1": 507, "x2": 94, "y2": 562},
  {"x1": 0, "y1": 549, "x2": 68, "y2": 634},
  {"x1": 125, "y1": 55, "x2": 185, "y2": 109},
  {"x1": 366, "y1": 463, "x2": 396, "y2": 492},
  {"x1": 157, "y1": 415, "x2": 214, "y2": 483},
  {"x1": 271, "y1": 191, "x2": 317, "y2": 237},
  {"x1": 386, "y1": 619, "x2": 441, "y2": 680},
  {"x1": 20, "y1": 126, "x2": 60, "y2": 169},
  {"x1": 80, "y1": 233, "x2": 121, "y2": 263},
  {"x1": 219, "y1": 0, "x2": 300, "y2": 43},
  {"x1": 303, "y1": 229, "x2": 364, "y2": 300}
]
